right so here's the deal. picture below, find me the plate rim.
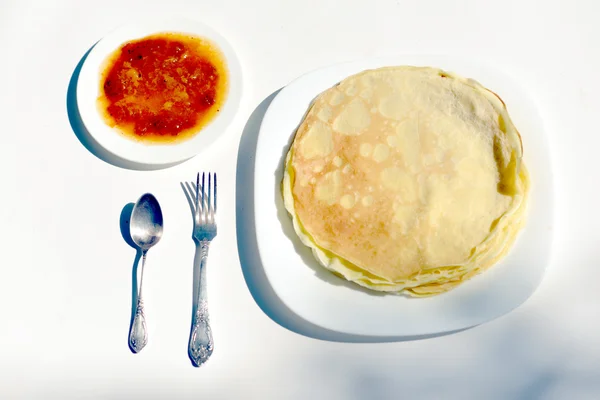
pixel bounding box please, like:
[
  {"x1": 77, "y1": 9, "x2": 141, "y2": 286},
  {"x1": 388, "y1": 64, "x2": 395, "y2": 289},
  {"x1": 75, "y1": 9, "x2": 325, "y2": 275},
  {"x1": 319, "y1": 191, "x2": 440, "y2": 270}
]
[
  {"x1": 253, "y1": 55, "x2": 555, "y2": 337},
  {"x1": 76, "y1": 16, "x2": 243, "y2": 165}
]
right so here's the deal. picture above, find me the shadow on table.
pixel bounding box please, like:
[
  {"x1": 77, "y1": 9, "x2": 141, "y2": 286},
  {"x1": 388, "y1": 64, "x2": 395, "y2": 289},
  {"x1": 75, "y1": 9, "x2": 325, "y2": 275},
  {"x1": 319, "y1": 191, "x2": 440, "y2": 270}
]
[
  {"x1": 119, "y1": 202, "x2": 143, "y2": 353},
  {"x1": 66, "y1": 45, "x2": 182, "y2": 171},
  {"x1": 235, "y1": 90, "x2": 470, "y2": 343}
]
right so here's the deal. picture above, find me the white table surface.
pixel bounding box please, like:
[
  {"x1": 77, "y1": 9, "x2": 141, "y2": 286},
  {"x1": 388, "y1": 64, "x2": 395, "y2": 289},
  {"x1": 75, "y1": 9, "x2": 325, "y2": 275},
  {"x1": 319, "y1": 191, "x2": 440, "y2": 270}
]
[{"x1": 1, "y1": 0, "x2": 598, "y2": 398}]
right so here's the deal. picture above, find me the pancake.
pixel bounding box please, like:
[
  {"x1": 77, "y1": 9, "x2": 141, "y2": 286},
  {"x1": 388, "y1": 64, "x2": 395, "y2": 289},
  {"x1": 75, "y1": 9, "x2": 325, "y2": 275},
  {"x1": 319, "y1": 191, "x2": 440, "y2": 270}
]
[{"x1": 282, "y1": 66, "x2": 529, "y2": 297}]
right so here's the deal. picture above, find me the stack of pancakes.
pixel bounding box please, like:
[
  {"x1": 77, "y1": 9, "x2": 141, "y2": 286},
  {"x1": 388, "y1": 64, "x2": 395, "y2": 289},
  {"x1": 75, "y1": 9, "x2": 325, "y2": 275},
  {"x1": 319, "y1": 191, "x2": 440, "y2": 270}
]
[{"x1": 283, "y1": 66, "x2": 529, "y2": 297}]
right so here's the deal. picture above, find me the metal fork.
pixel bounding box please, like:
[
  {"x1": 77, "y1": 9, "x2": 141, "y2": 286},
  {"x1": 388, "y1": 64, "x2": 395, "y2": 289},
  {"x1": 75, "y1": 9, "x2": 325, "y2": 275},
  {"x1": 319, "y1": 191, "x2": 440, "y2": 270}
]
[{"x1": 185, "y1": 172, "x2": 217, "y2": 367}]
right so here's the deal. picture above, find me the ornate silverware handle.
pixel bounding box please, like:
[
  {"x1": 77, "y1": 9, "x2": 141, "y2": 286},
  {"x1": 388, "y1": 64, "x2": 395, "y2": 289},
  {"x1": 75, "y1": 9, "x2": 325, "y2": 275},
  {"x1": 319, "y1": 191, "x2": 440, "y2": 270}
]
[
  {"x1": 129, "y1": 297, "x2": 148, "y2": 352},
  {"x1": 189, "y1": 240, "x2": 213, "y2": 367},
  {"x1": 129, "y1": 252, "x2": 148, "y2": 353}
]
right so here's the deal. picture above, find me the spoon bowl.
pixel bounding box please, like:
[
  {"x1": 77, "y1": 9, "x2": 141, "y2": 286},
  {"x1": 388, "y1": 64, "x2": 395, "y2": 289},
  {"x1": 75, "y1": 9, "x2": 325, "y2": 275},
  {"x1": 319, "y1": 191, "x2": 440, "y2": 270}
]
[{"x1": 131, "y1": 193, "x2": 164, "y2": 250}]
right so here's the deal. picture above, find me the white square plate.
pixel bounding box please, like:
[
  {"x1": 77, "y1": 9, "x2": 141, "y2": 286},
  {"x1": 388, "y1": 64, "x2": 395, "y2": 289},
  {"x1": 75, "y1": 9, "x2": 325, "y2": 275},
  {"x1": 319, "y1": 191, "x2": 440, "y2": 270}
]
[{"x1": 253, "y1": 56, "x2": 554, "y2": 337}]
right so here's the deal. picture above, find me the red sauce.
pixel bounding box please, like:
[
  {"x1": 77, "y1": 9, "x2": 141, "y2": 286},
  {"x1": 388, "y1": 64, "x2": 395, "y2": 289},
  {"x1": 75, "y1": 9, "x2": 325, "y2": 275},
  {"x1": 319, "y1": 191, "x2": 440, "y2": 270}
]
[{"x1": 98, "y1": 33, "x2": 228, "y2": 143}]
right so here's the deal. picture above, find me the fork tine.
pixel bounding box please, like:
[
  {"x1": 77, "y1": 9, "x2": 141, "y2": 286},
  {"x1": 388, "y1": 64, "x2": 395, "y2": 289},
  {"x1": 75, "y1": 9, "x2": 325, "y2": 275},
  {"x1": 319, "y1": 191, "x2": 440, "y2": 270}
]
[
  {"x1": 201, "y1": 172, "x2": 206, "y2": 222},
  {"x1": 207, "y1": 172, "x2": 212, "y2": 222},
  {"x1": 195, "y1": 173, "x2": 200, "y2": 214},
  {"x1": 214, "y1": 173, "x2": 217, "y2": 215}
]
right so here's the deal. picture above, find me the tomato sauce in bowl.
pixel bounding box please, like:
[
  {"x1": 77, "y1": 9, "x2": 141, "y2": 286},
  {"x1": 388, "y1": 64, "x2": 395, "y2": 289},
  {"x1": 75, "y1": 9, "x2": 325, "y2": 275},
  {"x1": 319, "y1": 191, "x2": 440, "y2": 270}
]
[{"x1": 97, "y1": 32, "x2": 228, "y2": 144}]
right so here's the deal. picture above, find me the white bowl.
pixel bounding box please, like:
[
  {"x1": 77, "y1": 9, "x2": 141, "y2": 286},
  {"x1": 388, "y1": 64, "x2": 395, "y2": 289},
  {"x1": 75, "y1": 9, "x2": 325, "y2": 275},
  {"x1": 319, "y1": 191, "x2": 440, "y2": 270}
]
[{"x1": 76, "y1": 17, "x2": 243, "y2": 166}]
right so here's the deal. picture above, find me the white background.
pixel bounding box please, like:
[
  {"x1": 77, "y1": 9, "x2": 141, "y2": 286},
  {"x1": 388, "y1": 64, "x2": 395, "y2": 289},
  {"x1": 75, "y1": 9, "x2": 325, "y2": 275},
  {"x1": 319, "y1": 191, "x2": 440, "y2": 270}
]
[{"x1": 0, "y1": 0, "x2": 598, "y2": 398}]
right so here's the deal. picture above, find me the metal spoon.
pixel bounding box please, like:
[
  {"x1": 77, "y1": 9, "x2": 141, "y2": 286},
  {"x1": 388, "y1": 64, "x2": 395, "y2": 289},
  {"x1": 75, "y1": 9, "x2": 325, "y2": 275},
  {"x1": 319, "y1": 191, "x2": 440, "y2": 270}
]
[{"x1": 128, "y1": 193, "x2": 164, "y2": 353}]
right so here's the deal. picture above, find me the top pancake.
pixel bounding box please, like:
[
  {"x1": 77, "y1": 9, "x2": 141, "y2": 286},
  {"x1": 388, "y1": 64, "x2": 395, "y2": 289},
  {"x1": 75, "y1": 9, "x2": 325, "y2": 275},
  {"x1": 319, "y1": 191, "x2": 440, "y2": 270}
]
[{"x1": 285, "y1": 66, "x2": 524, "y2": 284}]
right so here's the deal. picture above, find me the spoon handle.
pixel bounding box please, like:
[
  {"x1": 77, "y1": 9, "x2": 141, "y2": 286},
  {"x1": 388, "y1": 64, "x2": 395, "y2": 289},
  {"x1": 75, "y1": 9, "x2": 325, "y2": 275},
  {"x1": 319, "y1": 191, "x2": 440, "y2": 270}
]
[
  {"x1": 188, "y1": 241, "x2": 213, "y2": 366},
  {"x1": 129, "y1": 252, "x2": 148, "y2": 353}
]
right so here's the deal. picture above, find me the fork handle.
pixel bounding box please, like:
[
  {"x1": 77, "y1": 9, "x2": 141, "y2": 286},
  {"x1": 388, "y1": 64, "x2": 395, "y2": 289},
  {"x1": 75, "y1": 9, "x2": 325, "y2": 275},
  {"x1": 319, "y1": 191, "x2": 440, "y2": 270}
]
[{"x1": 189, "y1": 240, "x2": 213, "y2": 367}]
